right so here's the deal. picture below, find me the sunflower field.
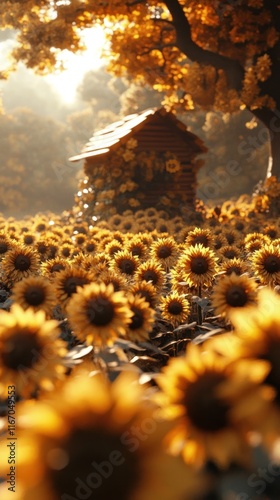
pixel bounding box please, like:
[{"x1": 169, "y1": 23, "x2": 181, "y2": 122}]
[{"x1": 1, "y1": 178, "x2": 280, "y2": 499}]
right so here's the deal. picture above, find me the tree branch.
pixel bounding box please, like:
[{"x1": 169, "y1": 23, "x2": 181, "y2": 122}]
[{"x1": 163, "y1": 0, "x2": 245, "y2": 90}]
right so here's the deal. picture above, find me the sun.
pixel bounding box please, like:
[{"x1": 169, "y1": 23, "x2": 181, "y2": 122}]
[{"x1": 44, "y1": 26, "x2": 106, "y2": 104}]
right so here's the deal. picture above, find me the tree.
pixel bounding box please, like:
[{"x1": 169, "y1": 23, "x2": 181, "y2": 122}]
[
  {"x1": 0, "y1": 109, "x2": 78, "y2": 215},
  {"x1": 0, "y1": 1, "x2": 279, "y2": 179}
]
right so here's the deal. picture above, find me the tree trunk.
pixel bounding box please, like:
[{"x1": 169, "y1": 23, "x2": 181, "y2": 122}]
[{"x1": 251, "y1": 108, "x2": 280, "y2": 180}]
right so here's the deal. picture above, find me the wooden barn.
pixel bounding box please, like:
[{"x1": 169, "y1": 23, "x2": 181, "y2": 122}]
[{"x1": 70, "y1": 107, "x2": 207, "y2": 219}]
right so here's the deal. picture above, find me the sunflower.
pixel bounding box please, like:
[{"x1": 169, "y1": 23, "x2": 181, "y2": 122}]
[
  {"x1": 251, "y1": 244, "x2": 280, "y2": 285},
  {"x1": 155, "y1": 343, "x2": 271, "y2": 469},
  {"x1": 213, "y1": 234, "x2": 227, "y2": 251},
  {"x1": 244, "y1": 232, "x2": 270, "y2": 245},
  {"x1": 129, "y1": 282, "x2": 159, "y2": 309},
  {"x1": 53, "y1": 267, "x2": 93, "y2": 310},
  {"x1": 0, "y1": 374, "x2": 199, "y2": 500},
  {"x1": 211, "y1": 273, "x2": 258, "y2": 317},
  {"x1": 229, "y1": 288, "x2": 280, "y2": 444},
  {"x1": 98, "y1": 269, "x2": 128, "y2": 292},
  {"x1": 219, "y1": 245, "x2": 240, "y2": 260},
  {"x1": 11, "y1": 276, "x2": 57, "y2": 316},
  {"x1": 185, "y1": 228, "x2": 214, "y2": 249},
  {"x1": 105, "y1": 240, "x2": 123, "y2": 258},
  {"x1": 125, "y1": 238, "x2": 148, "y2": 260},
  {"x1": 134, "y1": 259, "x2": 166, "y2": 291},
  {"x1": 36, "y1": 239, "x2": 50, "y2": 260},
  {"x1": 119, "y1": 217, "x2": 139, "y2": 233},
  {"x1": 264, "y1": 224, "x2": 279, "y2": 240},
  {"x1": 66, "y1": 283, "x2": 133, "y2": 347},
  {"x1": 22, "y1": 232, "x2": 36, "y2": 246},
  {"x1": 85, "y1": 239, "x2": 98, "y2": 254},
  {"x1": 72, "y1": 232, "x2": 87, "y2": 247},
  {"x1": 41, "y1": 257, "x2": 69, "y2": 280},
  {"x1": 1, "y1": 244, "x2": 40, "y2": 284},
  {"x1": 125, "y1": 293, "x2": 155, "y2": 342},
  {"x1": 160, "y1": 292, "x2": 190, "y2": 326},
  {"x1": 150, "y1": 237, "x2": 178, "y2": 269},
  {"x1": 0, "y1": 235, "x2": 14, "y2": 260},
  {"x1": 110, "y1": 250, "x2": 140, "y2": 278},
  {"x1": 0, "y1": 305, "x2": 67, "y2": 398},
  {"x1": 220, "y1": 258, "x2": 248, "y2": 276},
  {"x1": 222, "y1": 229, "x2": 241, "y2": 246},
  {"x1": 245, "y1": 240, "x2": 264, "y2": 253},
  {"x1": 175, "y1": 244, "x2": 218, "y2": 288},
  {"x1": 59, "y1": 243, "x2": 73, "y2": 258}
]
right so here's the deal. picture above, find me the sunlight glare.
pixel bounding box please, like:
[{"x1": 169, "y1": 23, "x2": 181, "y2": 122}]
[{"x1": 44, "y1": 26, "x2": 106, "y2": 104}]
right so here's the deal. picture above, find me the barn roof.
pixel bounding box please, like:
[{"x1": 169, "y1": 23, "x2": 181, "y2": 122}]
[{"x1": 69, "y1": 107, "x2": 207, "y2": 163}]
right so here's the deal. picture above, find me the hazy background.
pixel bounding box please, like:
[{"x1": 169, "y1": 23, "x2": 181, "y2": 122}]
[{"x1": 0, "y1": 27, "x2": 269, "y2": 217}]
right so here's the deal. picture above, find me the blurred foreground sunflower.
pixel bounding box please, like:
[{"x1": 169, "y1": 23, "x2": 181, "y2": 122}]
[
  {"x1": 67, "y1": 283, "x2": 133, "y2": 347},
  {"x1": 0, "y1": 305, "x2": 67, "y2": 398},
  {"x1": 155, "y1": 343, "x2": 271, "y2": 468},
  {"x1": 0, "y1": 374, "x2": 204, "y2": 500},
  {"x1": 229, "y1": 288, "x2": 280, "y2": 448}
]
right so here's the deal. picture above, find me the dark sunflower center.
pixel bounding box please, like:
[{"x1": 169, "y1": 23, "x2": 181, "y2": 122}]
[
  {"x1": 51, "y1": 263, "x2": 65, "y2": 273},
  {"x1": 86, "y1": 297, "x2": 115, "y2": 326},
  {"x1": 131, "y1": 246, "x2": 143, "y2": 257},
  {"x1": 263, "y1": 341, "x2": 280, "y2": 405},
  {"x1": 263, "y1": 255, "x2": 280, "y2": 274},
  {"x1": 118, "y1": 259, "x2": 136, "y2": 275},
  {"x1": 214, "y1": 240, "x2": 223, "y2": 250},
  {"x1": 143, "y1": 269, "x2": 161, "y2": 285},
  {"x1": 64, "y1": 277, "x2": 89, "y2": 296},
  {"x1": 36, "y1": 223, "x2": 46, "y2": 232},
  {"x1": 130, "y1": 307, "x2": 144, "y2": 330},
  {"x1": 37, "y1": 243, "x2": 48, "y2": 254},
  {"x1": 157, "y1": 245, "x2": 172, "y2": 258},
  {"x1": 105, "y1": 279, "x2": 121, "y2": 292},
  {"x1": 50, "y1": 428, "x2": 140, "y2": 500},
  {"x1": 266, "y1": 229, "x2": 277, "y2": 239},
  {"x1": 109, "y1": 246, "x2": 121, "y2": 257},
  {"x1": 1, "y1": 331, "x2": 41, "y2": 370},
  {"x1": 223, "y1": 249, "x2": 237, "y2": 259},
  {"x1": 185, "y1": 371, "x2": 229, "y2": 432},
  {"x1": 226, "y1": 234, "x2": 235, "y2": 244},
  {"x1": 86, "y1": 243, "x2": 95, "y2": 253},
  {"x1": 192, "y1": 235, "x2": 209, "y2": 247},
  {"x1": 14, "y1": 254, "x2": 31, "y2": 271},
  {"x1": 225, "y1": 266, "x2": 242, "y2": 276},
  {"x1": 225, "y1": 285, "x2": 248, "y2": 307},
  {"x1": 24, "y1": 235, "x2": 34, "y2": 245},
  {"x1": 24, "y1": 286, "x2": 46, "y2": 306},
  {"x1": 168, "y1": 300, "x2": 183, "y2": 315},
  {"x1": 0, "y1": 241, "x2": 8, "y2": 254},
  {"x1": 137, "y1": 290, "x2": 154, "y2": 308},
  {"x1": 62, "y1": 247, "x2": 71, "y2": 257},
  {"x1": 190, "y1": 256, "x2": 209, "y2": 275},
  {"x1": 77, "y1": 237, "x2": 85, "y2": 245}
]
